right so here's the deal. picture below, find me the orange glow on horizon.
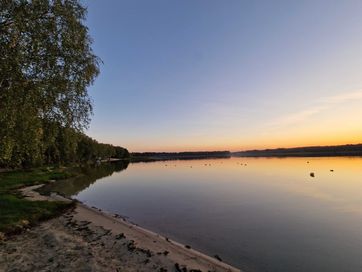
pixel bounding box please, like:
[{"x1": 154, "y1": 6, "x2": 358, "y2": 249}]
[
  {"x1": 127, "y1": 138, "x2": 362, "y2": 153},
  {"x1": 109, "y1": 100, "x2": 362, "y2": 153}
]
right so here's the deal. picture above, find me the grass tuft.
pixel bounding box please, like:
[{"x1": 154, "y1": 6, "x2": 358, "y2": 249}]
[{"x1": 0, "y1": 167, "x2": 76, "y2": 234}]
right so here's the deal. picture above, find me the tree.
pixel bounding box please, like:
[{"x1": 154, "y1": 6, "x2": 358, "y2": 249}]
[{"x1": 0, "y1": 0, "x2": 100, "y2": 167}]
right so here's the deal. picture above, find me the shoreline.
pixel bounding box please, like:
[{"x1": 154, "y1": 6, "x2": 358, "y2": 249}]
[
  {"x1": 1, "y1": 185, "x2": 240, "y2": 272},
  {"x1": 75, "y1": 202, "x2": 240, "y2": 272}
]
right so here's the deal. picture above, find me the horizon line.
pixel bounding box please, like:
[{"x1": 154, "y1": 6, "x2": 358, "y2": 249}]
[{"x1": 129, "y1": 142, "x2": 362, "y2": 154}]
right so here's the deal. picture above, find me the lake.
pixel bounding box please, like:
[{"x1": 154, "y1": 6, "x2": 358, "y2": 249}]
[{"x1": 49, "y1": 157, "x2": 362, "y2": 272}]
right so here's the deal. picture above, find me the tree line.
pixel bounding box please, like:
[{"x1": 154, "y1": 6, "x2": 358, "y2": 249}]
[
  {"x1": 131, "y1": 151, "x2": 231, "y2": 162},
  {"x1": 0, "y1": 0, "x2": 128, "y2": 168},
  {"x1": 233, "y1": 144, "x2": 362, "y2": 157}
]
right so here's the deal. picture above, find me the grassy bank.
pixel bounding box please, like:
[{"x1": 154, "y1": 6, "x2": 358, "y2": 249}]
[{"x1": 0, "y1": 167, "x2": 76, "y2": 234}]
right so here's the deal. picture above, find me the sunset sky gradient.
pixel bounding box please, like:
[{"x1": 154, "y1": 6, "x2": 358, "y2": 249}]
[{"x1": 84, "y1": 0, "x2": 362, "y2": 152}]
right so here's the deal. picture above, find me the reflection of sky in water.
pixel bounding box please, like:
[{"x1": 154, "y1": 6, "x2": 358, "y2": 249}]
[{"x1": 63, "y1": 157, "x2": 362, "y2": 272}]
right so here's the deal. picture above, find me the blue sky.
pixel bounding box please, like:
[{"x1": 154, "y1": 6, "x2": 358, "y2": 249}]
[{"x1": 84, "y1": 0, "x2": 362, "y2": 151}]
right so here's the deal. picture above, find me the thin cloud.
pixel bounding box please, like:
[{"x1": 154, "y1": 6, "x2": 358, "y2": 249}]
[
  {"x1": 323, "y1": 91, "x2": 362, "y2": 103},
  {"x1": 269, "y1": 90, "x2": 362, "y2": 128}
]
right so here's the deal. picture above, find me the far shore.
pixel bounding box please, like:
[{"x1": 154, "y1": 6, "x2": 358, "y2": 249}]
[
  {"x1": 129, "y1": 143, "x2": 362, "y2": 162},
  {"x1": 232, "y1": 143, "x2": 362, "y2": 157},
  {"x1": 0, "y1": 184, "x2": 240, "y2": 272}
]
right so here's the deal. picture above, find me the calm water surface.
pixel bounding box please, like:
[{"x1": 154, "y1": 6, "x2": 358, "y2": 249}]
[{"x1": 51, "y1": 157, "x2": 362, "y2": 272}]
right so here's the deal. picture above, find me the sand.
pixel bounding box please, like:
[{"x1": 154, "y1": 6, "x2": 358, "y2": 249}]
[{"x1": 0, "y1": 186, "x2": 240, "y2": 272}]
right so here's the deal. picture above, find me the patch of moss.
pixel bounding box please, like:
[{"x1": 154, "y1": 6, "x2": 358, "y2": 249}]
[
  {"x1": 0, "y1": 168, "x2": 75, "y2": 192},
  {"x1": 0, "y1": 167, "x2": 76, "y2": 234},
  {"x1": 0, "y1": 194, "x2": 73, "y2": 234}
]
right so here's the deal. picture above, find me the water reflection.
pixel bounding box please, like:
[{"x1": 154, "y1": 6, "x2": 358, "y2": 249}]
[
  {"x1": 49, "y1": 157, "x2": 362, "y2": 272},
  {"x1": 46, "y1": 160, "x2": 129, "y2": 196}
]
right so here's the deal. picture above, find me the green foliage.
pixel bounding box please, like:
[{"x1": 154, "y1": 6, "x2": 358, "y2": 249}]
[
  {"x1": 0, "y1": 194, "x2": 72, "y2": 234},
  {"x1": 0, "y1": 167, "x2": 75, "y2": 233},
  {"x1": 0, "y1": 1, "x2": 129, "y2": 168},
  {"x1": 0, "y1": 167, "x2": 73, "y2": 193},
  {"x1": 115, "y1": 146, "x2": 130, "y2": 159},
  {"x1": 68, "y1": 131, "x2": 129, "y2": 164},
  {"x1": 0, "y1": 0, "x2": 99, "y2": 128}
]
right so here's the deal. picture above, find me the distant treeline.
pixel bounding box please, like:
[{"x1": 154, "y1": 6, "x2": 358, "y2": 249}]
[
  {"x1": 233, "y1": 144, "x2": 362, "y2": 157},
  {"x1": 131, "y1": 151, "x2": 231, "y2": 161}
]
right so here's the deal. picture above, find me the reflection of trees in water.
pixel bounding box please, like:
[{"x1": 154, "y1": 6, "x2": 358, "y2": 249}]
[{"x1": 47, "y1": 161, "x2": 129, "y2": 197}]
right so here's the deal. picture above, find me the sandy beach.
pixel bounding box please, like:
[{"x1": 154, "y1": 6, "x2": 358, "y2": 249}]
[{"x1": 0, "y1": 186, "x2": 240, "y2": 272}]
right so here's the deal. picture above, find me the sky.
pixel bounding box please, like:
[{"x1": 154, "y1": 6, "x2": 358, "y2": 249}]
[{"x1": 83, "y1": 0, "x2": 362, "y2": 152}]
